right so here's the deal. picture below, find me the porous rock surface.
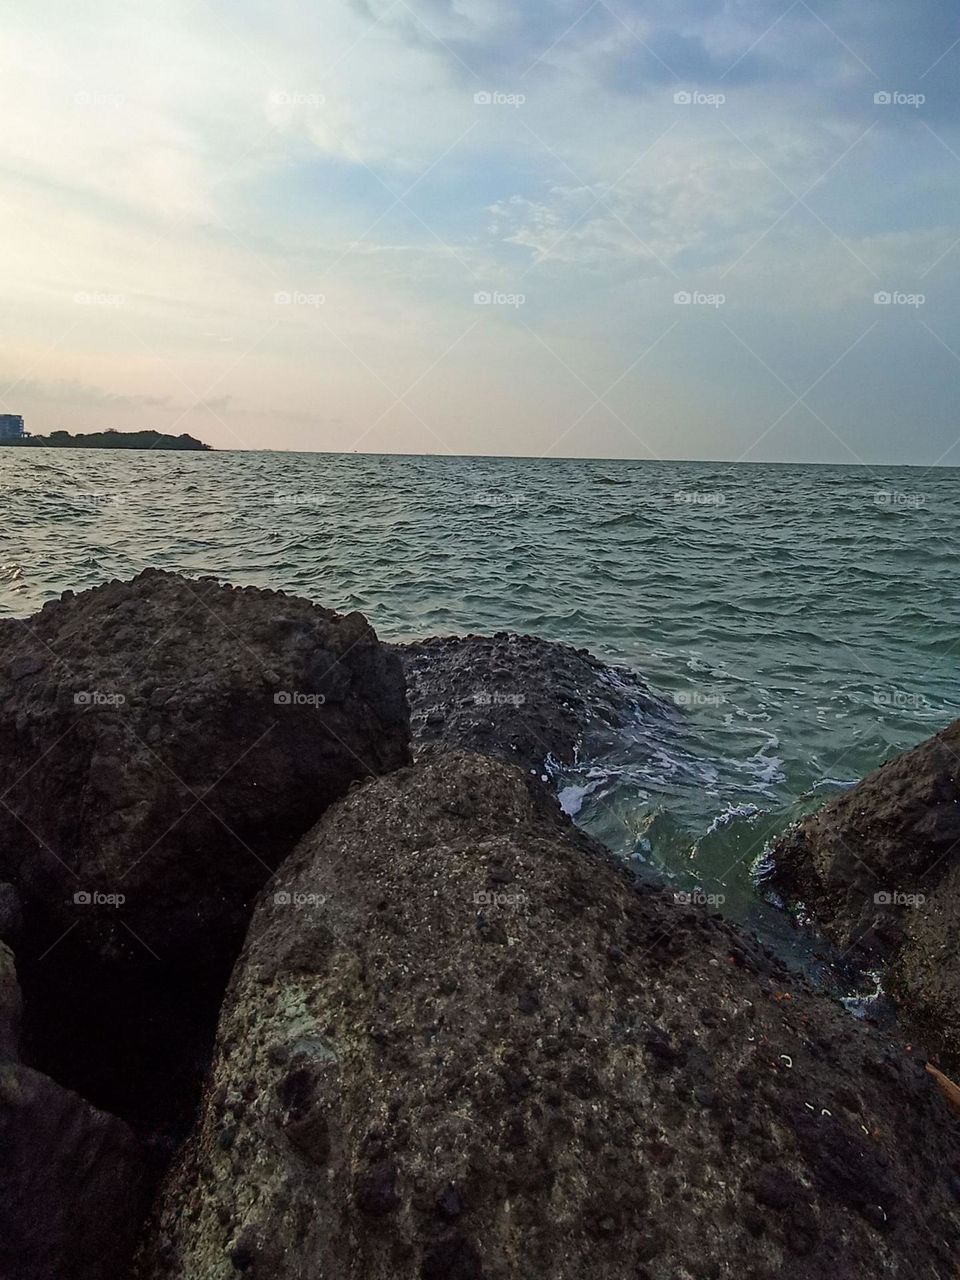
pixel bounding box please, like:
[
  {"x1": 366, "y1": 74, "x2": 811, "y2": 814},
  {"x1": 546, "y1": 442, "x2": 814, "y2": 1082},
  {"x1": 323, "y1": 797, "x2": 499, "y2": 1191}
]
[
  {"x1": 0, "y1": 568, "x2": 409, "y2": 966},
  {"x1": 138, "y1": 752, "x2": 960, "y2": 1280},
  {"x1": 769, "y1": 720, "x2": 960, "y2": 1068},
  {"x1": 395, "y1": 632, "x2": 673, "y2": 774},
  {"x1": 0, "y1": 942, "x2": 148, "y2": 1280},
  {"x1": 0, "y1": 569, "x2": 409, "y2": 1132}
]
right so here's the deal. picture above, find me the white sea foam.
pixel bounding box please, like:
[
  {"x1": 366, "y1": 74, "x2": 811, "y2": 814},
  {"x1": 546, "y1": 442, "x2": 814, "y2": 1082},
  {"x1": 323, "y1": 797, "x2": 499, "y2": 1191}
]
[
  {"x1": 706, "y1": 802, "x2": 762, "y2": 834},
  {"x1": 743, "y1": 739, "x2": 784, "y2": 788},
  {"x1": 841, "y1": 972, "x2": 885, "y2": 1020},
  {"x1": 558, "y1": 782, "x2": 596, "y2": 817}
]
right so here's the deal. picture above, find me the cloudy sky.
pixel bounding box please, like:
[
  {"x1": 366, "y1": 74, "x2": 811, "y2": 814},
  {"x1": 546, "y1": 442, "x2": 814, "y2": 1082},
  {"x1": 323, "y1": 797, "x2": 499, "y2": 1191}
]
[{"x1": 2, "y1": 0, "x2": 959, "y2": 461}]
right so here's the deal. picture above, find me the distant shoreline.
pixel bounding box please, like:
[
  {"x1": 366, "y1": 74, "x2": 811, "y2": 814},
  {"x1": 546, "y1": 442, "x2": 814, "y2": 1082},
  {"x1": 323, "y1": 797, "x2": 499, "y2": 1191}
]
[{"x1": 1, "y1": 430, "x2": 212, "y2": 451}]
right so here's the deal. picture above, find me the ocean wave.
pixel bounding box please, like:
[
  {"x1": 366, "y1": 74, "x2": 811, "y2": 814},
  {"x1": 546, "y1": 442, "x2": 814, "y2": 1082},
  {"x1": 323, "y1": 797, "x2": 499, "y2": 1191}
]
[
  {"x1": 706, "y1": 802, "x2": 762, "y2": 834},
  {"x1": 598, "y1": 511, "x2": 646, "y2": 528}
]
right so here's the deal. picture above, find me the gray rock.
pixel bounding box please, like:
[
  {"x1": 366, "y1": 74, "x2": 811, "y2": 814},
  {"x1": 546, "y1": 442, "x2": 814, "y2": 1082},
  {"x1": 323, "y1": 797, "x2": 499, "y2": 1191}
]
[
  {"x1": 138, "y1": 752, "x2": 960, "y2": 1280},
  {"x1": 768, "y1": 719, "x2": 960, "y2": 1069},
  {"x1": 395, "y1": 632, "x2": 674, "y2": 774}
]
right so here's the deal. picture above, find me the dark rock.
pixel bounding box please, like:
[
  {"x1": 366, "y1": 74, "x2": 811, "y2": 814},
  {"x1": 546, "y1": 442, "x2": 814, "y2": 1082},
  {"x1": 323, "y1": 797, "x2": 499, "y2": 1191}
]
[
  {"x1": 421, "y1": 1234, "x2": 485, "y2": 1280},
  {"x1": 0, "y1": 569, "x2": 408, "y2": 965},
  {"x1": 356, "y1": 1161, "x2": 401, "y2": 1216},
  {"x1": 517, "y1": 988, "x2": 540, "y2": 1015},
  {"x1": 754, "y1": 1166, "x2": 808, "y2": 1211},
  {"x1": 9, "y1": 654, "x2": 44, "y2": 681},
  {"x1": 436, "y1": 1184, "x2": 464, "y2": 1220},
  {"x1": 137, "y1": 752, "x2": 960, "y2": 1279},
  {"x1": 228, "y1": 1235, "x2": 256, "y2": 1272},
  {"x1": 768, "y1": 719, "x2": 960, "y2": 1069},
  {"x1": 217, "y1": 1125, "x2": 237, "y2": 1150},
  {"x1": 0, "y1": 944, "x2": 148, "y2": 1280},
  {"x1": 0, "y1": 882, "x2": 23, "y2": 948},
  {"x1": 0, "y1": 942, "x2": 21, "y2": 1059},
  {"x1": 393, "y1": 632, "x2": 674, "y2": 773},
  {"x1": 0, "y1": 570, "x2": 408, "y2": 1135}
]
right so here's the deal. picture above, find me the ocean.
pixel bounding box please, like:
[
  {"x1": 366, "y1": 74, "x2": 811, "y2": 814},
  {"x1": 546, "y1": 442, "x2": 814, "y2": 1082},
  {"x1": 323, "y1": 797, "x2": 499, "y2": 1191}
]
[{"x1": 2, "y1": 448, "x2": 957, "y2": 962}]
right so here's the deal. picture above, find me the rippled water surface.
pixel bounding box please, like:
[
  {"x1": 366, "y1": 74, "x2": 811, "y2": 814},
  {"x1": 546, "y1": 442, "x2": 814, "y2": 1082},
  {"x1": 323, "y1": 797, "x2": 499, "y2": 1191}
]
[{"x1": 2, "y1": 449, "x2": 958, "y2": 953}]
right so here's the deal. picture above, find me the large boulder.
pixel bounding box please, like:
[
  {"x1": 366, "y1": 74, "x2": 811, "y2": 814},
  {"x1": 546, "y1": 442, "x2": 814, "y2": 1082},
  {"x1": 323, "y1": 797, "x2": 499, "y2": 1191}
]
[
  {"x1": 0, "y1": 569, "x2": 409, "y2": 966},
  {"x1": 138, "y1": 753, "x2": 960, "y2": 1280},
  {"x1": 768, "y1": 720, "x2": 960, "y2": 1068},
  {"x1": 396, "y1": 632, "x2": 672, "y2": 774},
  {"x1": 0, "y1": 943, "x2": 149, "y2": 1280},
  {"x1": 0, "y1": 570, "x2": 409, "y2": 1133}
]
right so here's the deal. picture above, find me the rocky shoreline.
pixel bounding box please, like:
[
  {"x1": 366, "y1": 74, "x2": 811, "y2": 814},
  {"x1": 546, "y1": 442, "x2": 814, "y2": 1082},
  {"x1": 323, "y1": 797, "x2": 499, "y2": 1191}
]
[
  {"x1": 0, "y1": 570, "x2": 958, "y2": 1279},
  {"x1": 766, "y1": 723, "x2": 960, "y2": 1075}
]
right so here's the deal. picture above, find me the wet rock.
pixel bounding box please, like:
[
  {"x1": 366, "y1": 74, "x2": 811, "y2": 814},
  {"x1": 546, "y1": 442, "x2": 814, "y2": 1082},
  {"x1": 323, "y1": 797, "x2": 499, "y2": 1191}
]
[
  {"x1": 137, "y1": 752, "x2": 960, "y2": 1279},
  {"x1": 769, "y1": 719, "x2": 960, "y2": 1068},
  {"x1": 394, "y1": 632, "x2": 673, "y2": 773}
]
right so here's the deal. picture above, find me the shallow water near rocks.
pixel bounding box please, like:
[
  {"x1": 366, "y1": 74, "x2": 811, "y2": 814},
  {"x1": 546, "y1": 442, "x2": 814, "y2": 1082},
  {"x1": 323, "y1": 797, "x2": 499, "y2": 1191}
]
[{"x1": 2, "y1": 449, "x2": 958, "y2": 978}]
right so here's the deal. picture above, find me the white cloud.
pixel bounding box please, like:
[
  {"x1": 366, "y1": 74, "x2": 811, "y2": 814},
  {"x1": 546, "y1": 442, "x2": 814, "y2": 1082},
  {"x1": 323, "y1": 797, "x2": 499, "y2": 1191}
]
[{"x1": 0, "y1": 0, "x2": 958, "y2": 458}]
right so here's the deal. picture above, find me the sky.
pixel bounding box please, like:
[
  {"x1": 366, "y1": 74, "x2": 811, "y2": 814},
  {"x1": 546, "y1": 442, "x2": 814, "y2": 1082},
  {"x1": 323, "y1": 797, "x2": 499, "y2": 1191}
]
[{"x1": 2, "y1": 0, "x2": 959, "y2": 463}]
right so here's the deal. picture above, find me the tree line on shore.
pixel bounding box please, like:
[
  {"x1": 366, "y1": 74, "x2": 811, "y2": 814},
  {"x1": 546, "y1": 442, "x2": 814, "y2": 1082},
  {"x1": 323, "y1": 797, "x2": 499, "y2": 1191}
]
[{"x1": 2, "y1": 429, "x2": 212, "y2": 451}]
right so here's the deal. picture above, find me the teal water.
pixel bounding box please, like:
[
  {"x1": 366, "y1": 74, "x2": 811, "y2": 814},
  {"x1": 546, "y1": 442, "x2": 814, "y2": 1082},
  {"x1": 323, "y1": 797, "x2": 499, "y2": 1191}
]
[{"x1": 2, "y1": 449, "x2": 957, "y2": 953}]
